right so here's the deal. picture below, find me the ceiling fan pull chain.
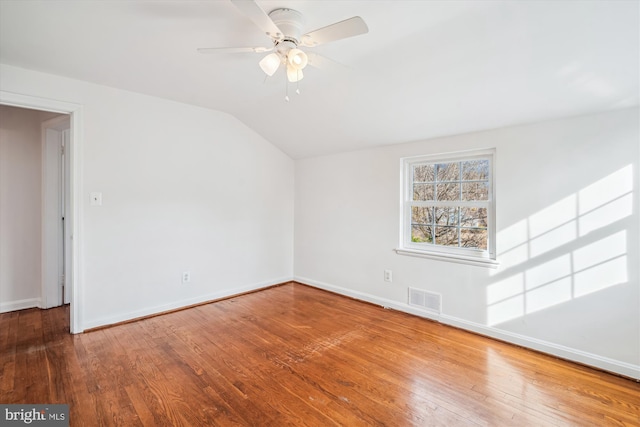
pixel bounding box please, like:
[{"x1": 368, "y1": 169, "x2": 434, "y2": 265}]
[{"x1": 285, "y1": 76, "x2": 290, "y2": 102}]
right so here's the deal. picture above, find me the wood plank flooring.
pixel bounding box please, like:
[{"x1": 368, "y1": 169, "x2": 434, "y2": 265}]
[{"x1": 1, "y1": 282, "x2": 639, "y2": 426}]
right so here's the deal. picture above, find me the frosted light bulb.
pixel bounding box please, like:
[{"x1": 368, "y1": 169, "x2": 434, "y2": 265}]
[
  {"x1": 287, "y1": 67, "x2": 303, "y2": 82},
  {"x1": 287, "y1": 49, "x2": 308, "y2": 70},
  {"x1": 259, "y1": 53, "x2": 281, "y2": 76}
]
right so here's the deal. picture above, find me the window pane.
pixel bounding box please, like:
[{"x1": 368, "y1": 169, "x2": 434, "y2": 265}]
[
  {"x1": 462, "y1": 182, "x2": 489, "y2": 201},
  {"x1": 436, "y1": 183, "x2": 460, "y2": 201},
  {"x1": 403, "y1": 151, "x2": 493, "y2": 260},
  {"x1": 412, "y1": 225, "x2": 433, "y2": 243},
  {"x1": 436, "y1": 162, "x2": 459, "y2": 182},
  {"x1": 413, "y1": 183, "x2": 434, "y2": 201},
  {"x1": 413, "y1": 164, "x2": 435, "y2": 182},
  {"x1": 462, "y1": 160, "x2": 489, "y2": 181},
  {"x1": 460, "y1": 228, "x2": 488, "y2": 250},
  {"x1": 435, "y1": 226, "x2": 459, "y2": 246},
  {"x1": 411, "y1": 206, "x2": 434, "y2": 225},
  {"x1": 460, "y1": 207, "x2": 487, "y2": 228},
  {"x1": 435, "y1": 207, "x2": 459, "y2": 226}
]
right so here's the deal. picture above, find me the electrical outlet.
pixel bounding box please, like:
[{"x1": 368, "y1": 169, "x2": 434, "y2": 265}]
[
  {"x1": 384, "y1": 269, "x2": 393, "y2": 282},
  {"x1": 182, "y1": 271, "x2": 191, "y2": 284}
]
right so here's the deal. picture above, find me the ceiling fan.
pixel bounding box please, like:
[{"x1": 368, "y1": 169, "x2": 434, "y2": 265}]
[{"x1": 198, "y1": 0, "x2": 369, "y2": 84}]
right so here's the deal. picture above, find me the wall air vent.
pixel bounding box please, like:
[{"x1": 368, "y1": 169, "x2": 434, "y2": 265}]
[{"x1": 408, "y1": 288, "x2": 441, "y2": 314}]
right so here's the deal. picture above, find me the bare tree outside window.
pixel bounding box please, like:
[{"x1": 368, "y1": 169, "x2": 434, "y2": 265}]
[{"x1": 409, "y1": 158, "x2": 490, "y2": 250}]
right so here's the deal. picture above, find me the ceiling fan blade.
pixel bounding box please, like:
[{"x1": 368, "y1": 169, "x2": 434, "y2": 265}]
[
  {"x1": 301, "y1": 16, "x2": 368, "y2": 47},
  {"x1": 198, "y1": 46, "x2": 273, "y2": 54},
  {"x1": 230, "y1": 0, "x2": 283, "y2": 40},
  {"x1": 306, "y1": 52, "x2": 346, "y2": 70}
]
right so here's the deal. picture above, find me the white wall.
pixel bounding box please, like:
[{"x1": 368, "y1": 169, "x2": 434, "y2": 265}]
[
  {"x1": 294, "y1": 108, "x2": 640, "y2": 379},
  {"x1": 0, "y1": 105, "x2": 44, "y2": 311},
  {"x1": 0, "y1": 64, "x2": 295, "y2": 329}
]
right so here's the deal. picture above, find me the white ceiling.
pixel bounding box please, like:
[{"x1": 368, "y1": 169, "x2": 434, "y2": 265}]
[{"x1": 1, "y1": 1, "x2": 638, "y2": 158}]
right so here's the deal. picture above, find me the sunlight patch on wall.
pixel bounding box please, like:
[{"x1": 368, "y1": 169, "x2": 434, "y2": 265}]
[
  {"x1": 498, "y1": 220, "x2": 528, "y2": 253},
  {"x1": 487, "y1": 273, "x2": 524, "y2": 305},
  {"x1": 487, "y1": 274, "x2": 524, "y2": 325},
  {"x1": 494, "y1": 165, "x2": 633, "y2": 272},
  {"x1": 579, "y1": 165, "x2": 632, "y2": 213},
  {"x1": 529, "y1": 195, "x2": 576, "y2": 238},
  {"x1": 487, "y1": 294, "x2": 524, "y2": 326},
  {"x1": 579, "y1": 194, "x2": 633, "y2": 236},
  {"x1": 526, "y1": 278, "x2": 572, "y2": 315},
  {"x1": 579, "y1": 165, "x2": 633, "y2": 236},
  {"x1": 524, "y1": 255, "x2": 572, "y2": 315},
  {"x1": 487, "y1": 257, "x2": 574, "y2": 325},
  {"x1": 525, "y1": 255, "x2": 572, "y2": 290},
  {"x1": 575, "y1": 255, "x2": 627, "y2": 298},
  {"x1": 487, "y1": 165, "x2": 633, "y2": 326},
  {"x1": 498, "y1": 244, "x2": 529, "y2": 272},
  {"x1": 494, "y1": 220, "x2": 529, "y2": 272},
  {"x1": 488, "y1": 231, "x2": 629, "y2": 326},
  {"x1": 573, "y1": 231, "x2": 628, "y2": 297},
  {"x1": 573, "y1": 231, "x2": 626, "y2": 270},
  {"x1": 529, "y1": 221, "x2": 576, "y2": 258},
  {"x1": 487, "y1": 232, "x2": 627, "y2": 325}
]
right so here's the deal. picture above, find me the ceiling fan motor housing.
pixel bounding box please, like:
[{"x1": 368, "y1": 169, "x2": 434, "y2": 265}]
[{"x1": 268, "y1": 8, "x2": 305, "y2": 45}]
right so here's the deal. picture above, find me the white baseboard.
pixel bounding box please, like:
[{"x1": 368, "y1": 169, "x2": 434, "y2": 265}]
[
  {"x1": 294, "y1": 276, "x2": 640, "y2": 380},
  {"x1": 81, "y1": 276, "x2": 293, "y2": 331},
  {"x1": 0, "y1": 297, "x2": 42, "y2": 313}
]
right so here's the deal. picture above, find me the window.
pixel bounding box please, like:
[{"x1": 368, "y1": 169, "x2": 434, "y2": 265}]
[{"x1": 397, "y1": 149, "x2": 497, "y2": 267}]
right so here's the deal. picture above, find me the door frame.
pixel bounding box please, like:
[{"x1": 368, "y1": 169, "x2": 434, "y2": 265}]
[
  {"x1": 1, "y1": 91, "x2": 84, "y2": 334},
  {"x1": 42, "y1": 115, "x2": 71, "y2": 309}
]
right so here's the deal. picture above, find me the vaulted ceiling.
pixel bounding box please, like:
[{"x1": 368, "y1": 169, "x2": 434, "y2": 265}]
[{"x1": 1, "y1": 1, "x2": 637, "y2": 158}]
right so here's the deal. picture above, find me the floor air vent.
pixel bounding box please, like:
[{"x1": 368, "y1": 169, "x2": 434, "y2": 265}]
[{"x1": 408, "y1": 288, "x2": 441, "y2": 314}]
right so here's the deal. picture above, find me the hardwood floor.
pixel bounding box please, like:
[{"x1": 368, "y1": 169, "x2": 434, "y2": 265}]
[{"x1": 1, "y1": 283, "x2": 639, "y2": 426}]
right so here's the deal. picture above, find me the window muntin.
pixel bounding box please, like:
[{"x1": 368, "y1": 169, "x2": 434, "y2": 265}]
[{"x1": 402, "y1": 151, "x2": 495, "y2": 263}]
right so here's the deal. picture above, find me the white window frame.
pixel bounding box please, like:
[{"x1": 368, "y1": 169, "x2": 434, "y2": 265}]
[{"x1": 396, "y1": 149, "x2": 498, "y2": 268}]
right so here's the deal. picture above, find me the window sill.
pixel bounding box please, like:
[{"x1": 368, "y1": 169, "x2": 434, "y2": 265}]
[{"x1": 394, "y1": 248, "x2": 499, "y2": 269}]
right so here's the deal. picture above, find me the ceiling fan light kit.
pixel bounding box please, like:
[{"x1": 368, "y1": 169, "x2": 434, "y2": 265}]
[
  {"x1": 287, "y1": 48, "x2": 308, "y2": 70},
  {"x1": 259, "y1": 42, "x2": 309, "y2": 83},
  {"x1": 286, "y1": 67, "x2": 303, "y2": 83},
  {"x1": 199, "y1": 0, "x2": 368, "y2": 99},
  {"x1": 259, "y1": 52, "x2": 281, "y2": 76}
]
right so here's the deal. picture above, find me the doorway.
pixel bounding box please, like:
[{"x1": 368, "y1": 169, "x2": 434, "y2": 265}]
[{"x1": 0, "y1": 90, "x2": 83, "y2": 333}]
